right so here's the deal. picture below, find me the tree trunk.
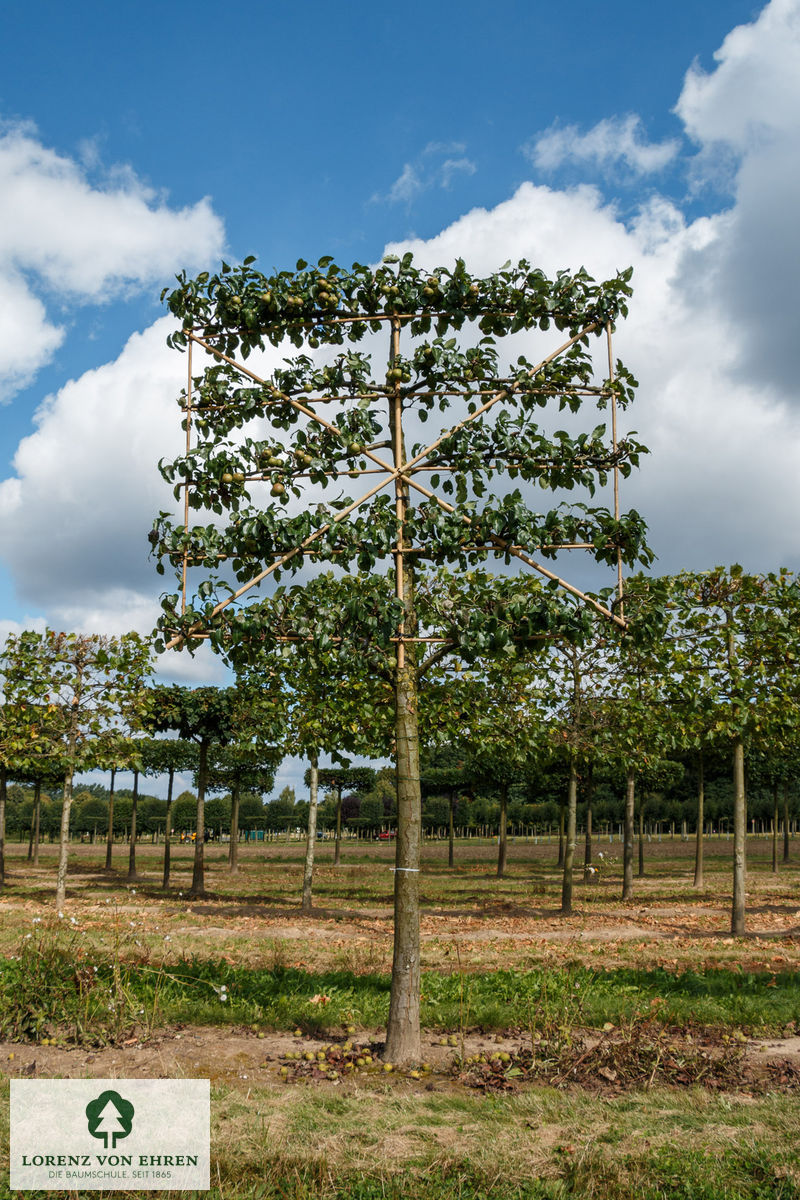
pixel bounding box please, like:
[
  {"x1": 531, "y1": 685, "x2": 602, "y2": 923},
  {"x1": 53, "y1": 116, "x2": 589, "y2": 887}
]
[
  {"x1": 302, "y1": 752, "x2": 319, "y2": 912},
  {"x1": 105, "y1": 766, "x2": 116, "y2": 871},
  {"x1": 497, "y1": 784, "x2": 508, "y2": 878},
  {"x1": 127, "y1": 769, "x2": 139, "y2": 881},
  {"x1": 448, "y1": 792, "x2": 455, "y2": 868},
  {"x1": 622, "y1": 767, "x2": 635, "y2": 901},
  {"x1": 772, "y1": 781, "x2": 779, "y2": 874},
  {"x1": 583, "y1": 769, "x2": 593, "y2": 880},
  {"x1": 385, "y1": 652, "x2": 421, "y2": 1065},
  {"x1": 693, "y1": 752, "x2": 705, "y2": 888},
  {"x1": 334, "y1": 786, "x2": 342, "y2": 866},
  {"x1": 731, "y1": 739, "x2": 746, "y2": 936},
  {"x1": 783, "y1": 781, "x2": 791, "y2": 863},
  {"x1": 557, "y1": 797, "x2": 565, "y2": 868},
  {"x1": 638, "y1": 795, "x2": 645, "y2": 878},
  {"x1": 55, "y1": 719, "x2": 79, "y2": 911},
  {"x1": 162, "y1": 768, "x2": 174, "y2": 889},
  {"x1": 30, "y1": 781, "x2": 42, "y2": 865},
  {"x1": 228, "y1": 781, "x2": 241, "y2": 872},
  {"x1": 561, "y1": 759, "x2": 577, "y2": 915},
  {"x1": 190, "y1": 740, "x2": 208, "y2": 897}
]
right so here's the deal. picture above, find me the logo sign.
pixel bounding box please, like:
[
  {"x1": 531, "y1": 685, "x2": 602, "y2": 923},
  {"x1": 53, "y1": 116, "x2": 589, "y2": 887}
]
[{"x1": 10, "y1": 1079, "x2": 209, "y2": 1191}]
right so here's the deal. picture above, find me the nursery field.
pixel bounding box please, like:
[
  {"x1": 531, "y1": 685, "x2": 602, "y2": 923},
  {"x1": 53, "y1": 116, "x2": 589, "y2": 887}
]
[{"x1": 1, "y1": 836, "x2": 800, "y2": 1200}]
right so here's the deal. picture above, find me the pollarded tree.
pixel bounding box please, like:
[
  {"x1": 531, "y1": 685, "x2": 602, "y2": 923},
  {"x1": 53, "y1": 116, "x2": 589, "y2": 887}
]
[
  {"x1": 420, "y1": 746, "x2": 471, "y2": 868},
  {"x1": 136, "y1": 737, "x2": 198, "y2": 887},
  {"x1": 0, "y1": 698, "x2": 67, "y2": 882},
  {"x1": 315, "y1": 766, "x2": 377, "y2": 868},
  {"x1": 153, "y1": 253, "x2": 651, "y2": 1062},
  {"x1": 204, "y1": 742, "x2": 279, "y2": 871},
  {"x1": 586, "y1": 576, "x2": 674, "y2": 903},
  {"x1": 146, "y1": 686, "x2": 241, "y2": 897},
  {"x1": 668, "y1": 568, "x2": 800, "y2": 934},
  {"x1": 1, "y1": 631, "x2": 152, "y2": 909}
]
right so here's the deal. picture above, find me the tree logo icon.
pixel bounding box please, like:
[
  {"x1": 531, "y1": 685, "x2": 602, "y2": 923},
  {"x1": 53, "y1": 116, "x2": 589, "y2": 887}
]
[{"x1": 85, "y1": 1090, "x2": 134, "y2": 1148}]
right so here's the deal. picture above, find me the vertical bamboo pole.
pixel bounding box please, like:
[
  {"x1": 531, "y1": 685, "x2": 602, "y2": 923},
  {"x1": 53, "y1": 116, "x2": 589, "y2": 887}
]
[
  {"x1": 391, "y1": 318, "x2": 405, "y2": 671},
  {"x1": 386, "y1": 314, "x2": 422, "y2": 1065},
  {"x1": 607, "y1": 321, "x2": 624, "y2": 616},
  {"x1": 181, "y1": 339, "x2": 193, "y2": 616}
]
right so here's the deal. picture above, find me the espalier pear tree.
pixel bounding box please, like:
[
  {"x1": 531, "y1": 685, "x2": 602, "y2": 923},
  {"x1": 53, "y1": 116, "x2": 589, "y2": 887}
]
[
  {"x1": 666, "y1": 568, "x2": 800, "y2": 935},
  {"x1": 1, "y1": 632, "x2": 152, "y2": 909},
  {"x1": 152, "y1": 253, "x2": 651, "y2": 1063}
]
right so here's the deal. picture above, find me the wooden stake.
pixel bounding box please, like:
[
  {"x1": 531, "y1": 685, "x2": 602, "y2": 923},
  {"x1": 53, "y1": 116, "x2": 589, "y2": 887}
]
[
  {"x1": 607, "y1": 321, "x2": 624, "y2": 617},
  {"x1": 181, "y1": 339, "x2": 193, "y2": 616}
]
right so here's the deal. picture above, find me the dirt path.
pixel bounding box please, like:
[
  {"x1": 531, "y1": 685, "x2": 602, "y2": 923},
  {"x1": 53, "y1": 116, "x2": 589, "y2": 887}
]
[{"x1": 4, "y1": 1024, "x2": 800, "y2": 1096}]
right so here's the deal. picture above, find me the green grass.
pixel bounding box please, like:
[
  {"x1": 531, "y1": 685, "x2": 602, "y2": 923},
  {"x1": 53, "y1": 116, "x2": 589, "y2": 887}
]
[
  {"x1": 2, "y1": 934, "x2": 798, "y2": 1042},
  {"x1": 2, "y1": 1082, "x2": 799, "y2": 1200}
]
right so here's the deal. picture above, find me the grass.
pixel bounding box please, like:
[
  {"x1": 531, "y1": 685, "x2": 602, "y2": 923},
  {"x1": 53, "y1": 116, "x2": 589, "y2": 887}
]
[
  {"x1": 2, "y1": 1079, "x2": 798, "y2": 1199},
  {"x1": 1, "y1": 836, "x2": 799, "y2": 1198}
]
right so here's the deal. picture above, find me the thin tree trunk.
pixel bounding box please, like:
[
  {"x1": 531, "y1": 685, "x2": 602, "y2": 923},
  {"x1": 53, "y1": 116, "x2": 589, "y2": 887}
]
[
  {"x1": 334, "y1": 786, "x2": 343, "y2": 866},
  {"x1": 557, "y1": 797, "x2": 565, "y2": 868},
  {"x1": 448, "y1": 792, "x2": 455, "y2": 868},
  {"x1": 302, "y1": 752, "x2": 319, "y2": 912},
  {"x1": 55, "y1": 719, "x2": 79, "y2": 911},
  {"x1": 127, "y1": 769, "x2": 139, "y2": 881},
  {"x1": 783, "y1": 781, "x2": 791, "y2": 863},
  {"x1": 29, "y1": 781, "x2": 42, "y2": 863},
  {"x1": 190, "y1": 740, "x2": 208, "y2": 897},
  {"x1": 622, "y1": 767, "x2": 635, "y2": 901},
  {"x1": 162, "y1": 768, "x2": 174, "y2": 889},
  {"x1": 731, "y1": 740, "x2": 746, "y2": 936},
  {"x1": 772, "y1": 781, "x2": 779, "y2": 874},
  {"x1": 497, "y1": 784, "x2": 508, "y2": 878},
  {"x1": 385, "y1": 649, "x2": 421, "y2": 1065},
  {"x1": 561, "y1": 759, "x2": 577, "y2": 915},
  {"x1": 583, "y1": 768, "x2": 594, "y2": 879},
  {"x1": 638, "y1": 795, "x2": 645, "y2": 878},
  {"x1": 228, "y1": 781, "x2": 241, "y2": 872},
  {"x1": 105, "y1": 767, "x2": 116, "y2": 871},
  {"x1": 693, "y1": 752, "x2": 705, "y2": 887}
]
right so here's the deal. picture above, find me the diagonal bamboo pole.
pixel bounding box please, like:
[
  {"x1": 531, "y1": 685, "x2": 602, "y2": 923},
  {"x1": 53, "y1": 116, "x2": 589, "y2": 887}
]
[
  {"x1": 181, "y1": 339, "x2": 193, "y2": 615},
  {"x1": 166, "y1": 320, "x2": 622, "y2": 647},
  {"x1": 399, "y1": 471, "x2": 627, "y2": 629}
]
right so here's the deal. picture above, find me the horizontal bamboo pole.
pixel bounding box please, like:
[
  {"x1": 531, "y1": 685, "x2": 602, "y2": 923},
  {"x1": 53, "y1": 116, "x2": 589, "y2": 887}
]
[
  {"x1": 169, "y1": 542, "x2": 596, "y2": 563},
  {"x1": 167, "y1": 320, "x2": 616, "y2": 647}
]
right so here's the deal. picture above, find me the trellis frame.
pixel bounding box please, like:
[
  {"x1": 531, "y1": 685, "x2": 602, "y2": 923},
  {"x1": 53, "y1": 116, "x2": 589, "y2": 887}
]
[{"x1": 168, "y1": 307, "x2": 628, "y2": 652}]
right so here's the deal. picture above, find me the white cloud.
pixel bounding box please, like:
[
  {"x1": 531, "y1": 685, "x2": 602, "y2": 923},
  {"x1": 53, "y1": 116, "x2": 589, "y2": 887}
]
[
  {"x1": 529, "y1": 115, "x2": 680, "y2": 175},
  {"x1": 440, "y1": 158, "x2": 477, "y2": 188},
  {"x1": 677, "y1": 0, "x2": 800, "y2": 149},
  {"x1": 0, "y1": 317, "x2": 184, "y2": 621},
  {"x1": 0, "y1": 120, "x2": 225, "y2": 399},
  {"x1": 375, "y1": 143, "x2": 477, "y2": 205},
  {"x1": 0, "y1": 271, "x2": 64, "y2": 401},
  {"x1": 387, "y1": 163, "x2": 424, "y2": 204},
  {"x1": 386, "y1": 158, "x2": 800, "y2": 576},
  {"x1": 673, "y1": 0, "x2": 800, "y2": 396}
]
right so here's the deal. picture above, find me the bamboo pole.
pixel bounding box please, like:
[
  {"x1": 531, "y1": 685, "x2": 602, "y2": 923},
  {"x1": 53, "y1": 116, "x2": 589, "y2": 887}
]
[
  {"x1": 165, "y1": 317, "x2": 623, "y2": 649},
  {"x1": 607, "y1": 321, "x2": 624, "y2": 616},
  {"x1": 181, "y1": 339, "x2": 193, "y2": 615},
  {"x1": 399, "y1": 471, "x2": 627, "y2": 629},
  {"x1": 390, "y1": 317, "x2": 406, "y2": 671}
]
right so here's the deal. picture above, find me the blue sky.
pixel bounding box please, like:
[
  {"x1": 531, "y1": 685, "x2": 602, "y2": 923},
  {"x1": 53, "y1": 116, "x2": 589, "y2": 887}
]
[
  {"x1": 0, "y1": 0, "x2": 759, "y2": 436},
  {"x1": 1, "y1": 0, "x2": 799, "y2": 792}
]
